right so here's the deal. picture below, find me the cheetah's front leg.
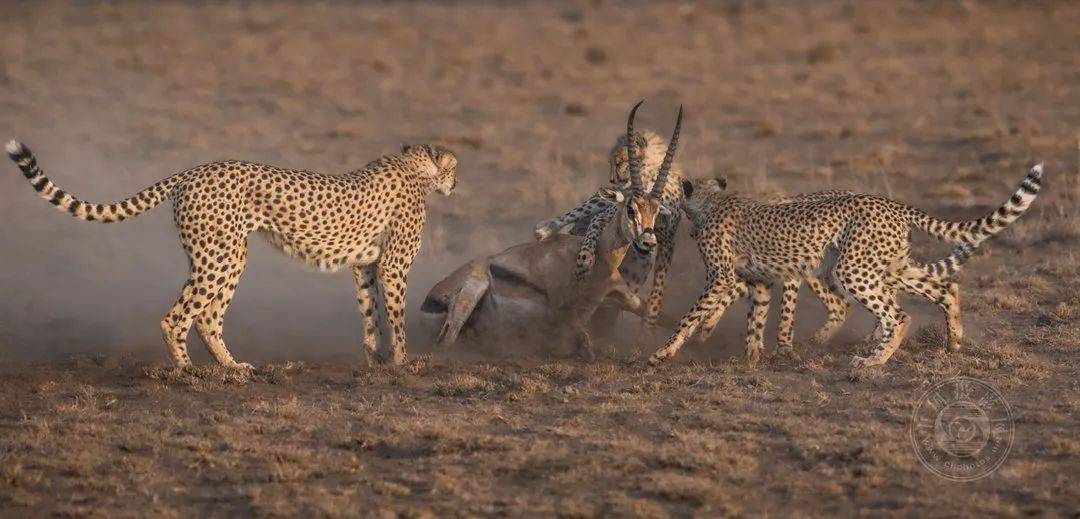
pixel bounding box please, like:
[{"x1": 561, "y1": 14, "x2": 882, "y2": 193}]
[
  {"x1": 376, "y1": 261, "x2": 411, "y2": 366},
  {"x1": 352, "y1": 265, "x2": 383, "y2": 367},
  {"x1": 649, "y1": 273, "x2": 735, "y2": 364},
  {"x1": 535, "y1": 195, "x2": 610, "y2": 242},
  {"x1": 696, "y1": 281, "x2": 748, "y2": 344}
]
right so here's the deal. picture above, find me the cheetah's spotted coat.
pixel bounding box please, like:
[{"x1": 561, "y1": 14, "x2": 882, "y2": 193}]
[
  {"x1": 652, "y1": 165, "x2": 1043, "y2": 367},
  {"x1": 7, "y1": 140, "x2": 456, "y2": 368}
]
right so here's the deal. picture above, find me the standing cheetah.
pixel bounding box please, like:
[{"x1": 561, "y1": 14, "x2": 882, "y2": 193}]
[
  {"x1": 6, "y1": 140, "x2": 456, "y2": 368},
  {"x1": 651, "y1": 165, "x2": 1043, "y2": 368}
]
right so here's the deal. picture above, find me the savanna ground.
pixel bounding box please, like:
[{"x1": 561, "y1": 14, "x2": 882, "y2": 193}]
[{"x1": 1, "y1": 1, "x2": 1079, "y2": 516}]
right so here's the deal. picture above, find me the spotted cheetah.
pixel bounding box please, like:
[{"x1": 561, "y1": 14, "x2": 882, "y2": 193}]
[
  {"x1": 534, "y1": 107, "x2": 685, "y2": 340},
  {"x1": 650, "y1": 165, "x2": 1043, "y2": 367},
  {"x1": 6, "y1": 140, "x2": 456, "y2": 368},
  {"x1": 692, "y1": 189, "x2": 978, "y2": 356}
]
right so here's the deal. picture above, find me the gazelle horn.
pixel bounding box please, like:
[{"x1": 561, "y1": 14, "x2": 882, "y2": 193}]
[
  {"x1": 626, "y1": 100, "x2": 645, "y2": 192},
  {"x1": 651, "y1": 105, "x2": 682, "y2": 199}
]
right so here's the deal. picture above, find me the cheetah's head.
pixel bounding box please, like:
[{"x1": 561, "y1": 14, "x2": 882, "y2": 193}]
[
  {"x1": 680, "y1": 177, "x2": 727, "y2": 221},
  {"x1": 608, "y1": 130, "x2": 656, "y2": 187},
  {"x1": 403, "y1": 144, "x2": 457, "y2": 196}
]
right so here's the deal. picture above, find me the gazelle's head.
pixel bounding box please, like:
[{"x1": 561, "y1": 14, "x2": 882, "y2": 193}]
[
  {"x1": 595, "y1": 187, "x2": 667, "y2": 254},
  {"x1": 603, "y1": 101, "x2": 682, "y2": 255}
]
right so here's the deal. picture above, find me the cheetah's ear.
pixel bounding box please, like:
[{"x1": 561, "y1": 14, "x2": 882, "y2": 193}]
[
  {"x1": 681, "y1": 180, "x2": 694, "y2": 198},
  {"x1": 436, "y1": 150, "x2": 457, "y2": 170},
  {"x1": 715, "y1": 177, "x2": 727, "y2": 190},
  {"x1": 401, "y1": 144, "x2": 413, "y2": 154}
]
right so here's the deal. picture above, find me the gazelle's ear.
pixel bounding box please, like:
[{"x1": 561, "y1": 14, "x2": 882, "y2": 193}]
[
  {"x1": 597, "y1": 187, "x2": 626, "y2": 204},
  {"x1": 659, "y1": 205, "x2": 673, "y2": 217},
  {"x1": 401, "y1": 144, "x2": 413, "y2": 154}
]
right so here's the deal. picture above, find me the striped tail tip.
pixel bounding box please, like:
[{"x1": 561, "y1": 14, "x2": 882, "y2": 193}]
[
  {"x1": 1029, "y1": 163, "x2": 1043, "y2": 179},
  {"x1": 6, "y1": 139, "x2": 27, "y2": 159}
]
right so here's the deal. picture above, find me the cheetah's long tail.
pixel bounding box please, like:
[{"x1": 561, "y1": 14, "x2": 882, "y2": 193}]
[
  {"x1": 907, "y1": 164, "x2": 1043, "y2": 245},
  {"x1": 6, "y1": 140, "x2": 182, "y2": 223},
  {"x1": 920, "y1": 241, "x2": 979, "y2": 279}
]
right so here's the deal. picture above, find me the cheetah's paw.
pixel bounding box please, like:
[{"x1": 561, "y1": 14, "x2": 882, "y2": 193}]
[
  {"x1": 534, "y1": 220, "x2": 559, "y2": 242},
  {"x1": 745, "y1": 345, "x2": 763, "y2": 366}
]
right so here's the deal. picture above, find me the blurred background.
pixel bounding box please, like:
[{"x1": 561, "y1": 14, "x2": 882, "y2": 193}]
[{"x1": 0, "y1": 1, "x2": 1075, "y2": 363}]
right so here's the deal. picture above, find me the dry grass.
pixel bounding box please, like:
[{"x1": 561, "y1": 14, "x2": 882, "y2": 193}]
[{"x1": 2, "y1": 337, "x2": 1076, "y2": 516}]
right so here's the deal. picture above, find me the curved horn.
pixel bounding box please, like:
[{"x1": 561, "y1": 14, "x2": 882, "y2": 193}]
[
  {"x1": 626, "y1": 100, "x2": 645, "y2": 192},
  {"x1": 651, "y1": 104, "x2": 682, "y2": 199}
]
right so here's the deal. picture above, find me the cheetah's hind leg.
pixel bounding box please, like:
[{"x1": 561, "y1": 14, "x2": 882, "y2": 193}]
[
  {"x1": 900, "y1": 266, "x2": 964, "y2": 352},
  {"x1": 805, "y1": 275, "x2": 850, "y2": 345},
  {"x1": 745, "y1": 282, "x2": 772, "y2": 366},
  {"x1": 194, "y1": 245, "x2": 253, "y2": 370},
  {"x1": 161, "y1": 239, "x2": 248, "y2": 368}
]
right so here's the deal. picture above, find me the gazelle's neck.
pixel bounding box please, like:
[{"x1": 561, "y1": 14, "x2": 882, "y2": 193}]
[{"x1": 595, "y1": 211, "x2": 631, "y2": 275}]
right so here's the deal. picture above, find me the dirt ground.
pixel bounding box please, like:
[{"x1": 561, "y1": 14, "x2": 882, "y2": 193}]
[{"x1": 1, "y1": 1, "x2": 1078, "y2": 516}]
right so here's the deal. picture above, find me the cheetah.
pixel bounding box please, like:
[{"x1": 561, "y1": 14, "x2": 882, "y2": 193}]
[
  {"x1": 534, "y1": 105, "x2": 685, "y2": 342},
  {"x1": 650, "y1": 164, "x2": 1043, "y2": 368},
  {"x1": 423, "y1": 102, "x2": 680, "y2": 359},
  {"x1": 692, "y1": 189, "x2": 978, "y2": 357},
  {"x1": 6, "y1": 140, "x2": 456, "y2": 368}
]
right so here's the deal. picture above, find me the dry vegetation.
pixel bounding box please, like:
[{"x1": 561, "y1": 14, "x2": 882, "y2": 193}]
[{"x1": 1, "y1": 1, "x2": 1079, "y2": 516}]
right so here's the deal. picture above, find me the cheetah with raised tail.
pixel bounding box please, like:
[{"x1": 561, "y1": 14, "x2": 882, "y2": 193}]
[
  {"x1": 6, "y1": 140, "x2": 457, "y2": 368},
  {"x1": 651, "y1": 164, "x2": 1043, "y2": 368}
]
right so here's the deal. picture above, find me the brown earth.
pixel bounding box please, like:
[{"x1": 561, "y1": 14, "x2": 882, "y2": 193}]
[{"x1": 1, "y1": 1, "x2": 1078, "y2": 516}]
